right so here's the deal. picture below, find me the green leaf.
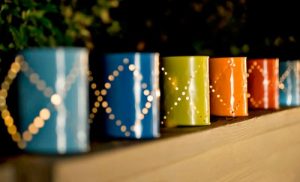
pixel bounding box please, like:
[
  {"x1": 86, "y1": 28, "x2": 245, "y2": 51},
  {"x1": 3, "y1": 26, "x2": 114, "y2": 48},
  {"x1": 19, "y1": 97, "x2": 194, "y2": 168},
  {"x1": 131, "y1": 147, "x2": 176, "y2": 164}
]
[
  {"x1": 28, "y1": 10, "x2": 46, "y2": 19},
  {"x1": 107, "y1": 21, "x2": 121, "y2": 35},
  {"x1": 9, "y1": 27, "x2": 24, "y2": 49},
  {"x1": 73, "y1": 12, "x2": 93, "y2": 26},
  {"x1": 38, "y1": 17, "x2": 53, "y2": 30},
  {"x1": 80, "y1": 28, "x2": 91, "y2": 38},
  {"x1": 0, "y1": 44, "x2": 7, "y2": 51},
  {"x1": 21, "y1": 0, "x2": 38, "y2": 8},
  {"x1": 242, "y1": 44, "x2": 249, "y2": 53},
  {"x1": 0, "y1": 4, "x2": 9, "y2": 12},
  {"x1": 62, "y1": 6, "x2": 73, "y2": 18},
  {"x1": 43, "y1": 4, "x2": 58, "y2": 13},
  {"x1": 8, "y1": 43, "x2": 15, "y2": 49},
  {"x1": 230, "y1": 45, "x2": 240, "y2": 55}
]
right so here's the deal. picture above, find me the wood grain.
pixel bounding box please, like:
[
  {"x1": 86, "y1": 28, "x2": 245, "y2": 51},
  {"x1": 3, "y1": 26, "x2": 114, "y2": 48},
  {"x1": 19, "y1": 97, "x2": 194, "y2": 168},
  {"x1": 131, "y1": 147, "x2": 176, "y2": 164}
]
[
  {"x1": 1, "y1": 108, "x2": 300, "y2": 182},
  {"x1": 0, "y1": 164, "x2": 16, "y2": 182},
  {"x1": 53, "y1": 108, "x2": 300, "y2": 182}
]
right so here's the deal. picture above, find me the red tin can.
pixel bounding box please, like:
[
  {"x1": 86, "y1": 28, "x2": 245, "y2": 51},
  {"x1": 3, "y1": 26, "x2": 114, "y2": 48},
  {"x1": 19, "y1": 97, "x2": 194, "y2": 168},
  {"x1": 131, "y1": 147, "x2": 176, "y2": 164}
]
[{"x1": 247, "y1": 58, "x2": 279, "y2": 109}]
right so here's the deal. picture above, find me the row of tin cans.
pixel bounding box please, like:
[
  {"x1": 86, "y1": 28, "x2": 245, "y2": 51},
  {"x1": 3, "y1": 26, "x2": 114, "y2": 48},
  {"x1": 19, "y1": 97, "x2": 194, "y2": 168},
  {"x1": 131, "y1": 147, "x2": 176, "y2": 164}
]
[
  {"x1": 5, "y1": 49, "x2": 299, "y2": 154},
  {"x1": 96, "y1": 54, "x2": 299, "y2": 136}
]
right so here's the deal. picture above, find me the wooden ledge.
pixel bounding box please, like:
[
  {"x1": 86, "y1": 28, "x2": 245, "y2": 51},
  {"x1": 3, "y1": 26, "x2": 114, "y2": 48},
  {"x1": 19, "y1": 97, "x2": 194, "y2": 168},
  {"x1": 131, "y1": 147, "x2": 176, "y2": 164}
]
[{"x1": 1, "y1": 108, "x2": 300, "y2": 182}]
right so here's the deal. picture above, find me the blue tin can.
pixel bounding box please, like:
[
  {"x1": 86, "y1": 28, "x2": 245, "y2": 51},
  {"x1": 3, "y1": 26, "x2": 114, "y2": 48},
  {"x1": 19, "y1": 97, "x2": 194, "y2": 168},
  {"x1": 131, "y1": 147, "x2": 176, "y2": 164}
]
[
  {"x1": 90, "y1": 52, "x2": 160, "y2": 139},
  {"x1": 18, "y1": 47, "x2": 89, "y2": 154},
  {"x1": 279, "y1": 60, "x2": 300, "y2": 106}
]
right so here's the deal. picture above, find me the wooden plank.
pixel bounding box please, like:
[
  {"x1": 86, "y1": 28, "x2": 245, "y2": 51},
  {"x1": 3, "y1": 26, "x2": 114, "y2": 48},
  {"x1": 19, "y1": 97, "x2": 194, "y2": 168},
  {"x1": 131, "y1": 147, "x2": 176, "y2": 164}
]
[
  {"x1": 14, "y1": 156, "x2": 53, "y2": 182},
  {"x1": 53, "y1": 108, "x2": 300, "y2": 182},
  {"x1": 123, "y1": 123, "x2": 300, "y2": 182},
  {"x1": 0, "y1": 164, "x2": 16, "y2": 182}
]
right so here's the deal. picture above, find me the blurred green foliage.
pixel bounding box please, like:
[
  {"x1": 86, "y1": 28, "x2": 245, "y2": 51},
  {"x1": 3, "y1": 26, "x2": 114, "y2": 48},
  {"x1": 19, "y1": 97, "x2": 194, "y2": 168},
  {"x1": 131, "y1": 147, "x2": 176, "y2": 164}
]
[
  {"x1": 0, "y1": 0, "x2": 299, "y2": 58},
  {"x1": 103, "y1": 0, "x2": 250, "y2": 56},
  {"x1": 0, "y1": 0, "x2": 121, "y2": 52}
]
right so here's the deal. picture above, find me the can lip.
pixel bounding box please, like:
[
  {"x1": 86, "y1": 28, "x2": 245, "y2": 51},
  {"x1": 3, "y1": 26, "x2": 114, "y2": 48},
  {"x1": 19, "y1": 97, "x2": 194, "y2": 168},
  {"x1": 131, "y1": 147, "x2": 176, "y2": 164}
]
[
  {"x1": 209, "y1": 57, "x2": 247, "y2": 59},
  {"x1": 21, "y1": 47, "x2": 88, "y2": 51},
  {"x1": 18, "y1": 47, "x2": 89, "y2": 54},
  {"x1": 247, "y1": 58, "x2": 279, "y2": 61},
  {"x1": 284, "y1": 59, "x2": 300, "y2": 62},
  {"x1": 162, "y1": 55, "x2": 209, "y2": 59},
  {"x1": 104, "y1": 52, "x2": 159, "y2": 55}
]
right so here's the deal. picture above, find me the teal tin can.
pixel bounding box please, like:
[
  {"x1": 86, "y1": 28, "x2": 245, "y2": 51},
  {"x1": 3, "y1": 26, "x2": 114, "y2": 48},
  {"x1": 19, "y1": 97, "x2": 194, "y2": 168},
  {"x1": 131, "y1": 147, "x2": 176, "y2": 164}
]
[
  {"x1": 17, "y1": 47, "x2": 89, "y2": 154},
  {"x1": 279, "y1": 60, "x2": 300, "y2": 106}
]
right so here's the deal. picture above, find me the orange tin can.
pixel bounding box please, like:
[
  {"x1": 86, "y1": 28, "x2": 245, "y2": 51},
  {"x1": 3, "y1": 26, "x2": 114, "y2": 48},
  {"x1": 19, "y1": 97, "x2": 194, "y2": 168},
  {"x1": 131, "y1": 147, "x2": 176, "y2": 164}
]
[
  {"x1": 247, "y1": 58, "x2": 279, "y2": 109},
  {"x1": 209, "y1": 57, "x2": 248, "y2": 116}
]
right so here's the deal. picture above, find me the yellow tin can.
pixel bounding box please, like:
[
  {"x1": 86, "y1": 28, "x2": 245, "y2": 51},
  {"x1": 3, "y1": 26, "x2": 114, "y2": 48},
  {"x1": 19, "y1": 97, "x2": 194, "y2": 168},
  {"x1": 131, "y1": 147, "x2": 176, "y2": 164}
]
[{"x1": 161, "y1": 56, "x2": 210, "y2": 127}]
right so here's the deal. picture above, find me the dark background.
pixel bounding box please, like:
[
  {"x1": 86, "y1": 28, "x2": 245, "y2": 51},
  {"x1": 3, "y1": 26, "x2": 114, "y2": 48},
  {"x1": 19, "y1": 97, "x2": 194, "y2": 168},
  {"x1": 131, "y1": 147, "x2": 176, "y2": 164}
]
[
  {"x1": 1, "y1": 0, "x2": 300, "y2": 155},
  {"x1": 93, "y1": 0, "x2": 300, "y2": 59}
]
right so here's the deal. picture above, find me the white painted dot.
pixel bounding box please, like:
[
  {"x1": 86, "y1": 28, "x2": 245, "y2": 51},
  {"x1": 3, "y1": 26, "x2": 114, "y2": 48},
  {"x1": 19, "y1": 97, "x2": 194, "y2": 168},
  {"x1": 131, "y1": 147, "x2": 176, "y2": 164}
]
[
  {"x1": 147, "y1": 95, "x2": 153, "y2": 102},
  {"x1": 129, "y1": 64, "x2": 136, "y2": 71},
  {"x1": 39, "y1": 108, "x2": 51, "y2": 120},
  {"x1": 142, "y1": 83, "x2": 147, "y2": 89},
  {"x1": 123, "y1": 58, "x2": 129, "y2": 64},
  {"x1": 118, "y1": 65, "x2": 124, "y2": 71},
  {"x1": 51, "y1": 94, "x2": 62, "y2": 106}
]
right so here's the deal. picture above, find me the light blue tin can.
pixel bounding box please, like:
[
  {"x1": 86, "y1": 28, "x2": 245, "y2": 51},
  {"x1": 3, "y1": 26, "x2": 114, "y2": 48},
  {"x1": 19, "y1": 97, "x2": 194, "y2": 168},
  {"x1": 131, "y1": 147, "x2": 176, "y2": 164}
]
[
  {"x1": 279, "y1": 60, "x2": 300, "y2": 106},
  {"x1": 18, "y1": 47, "x2": 89, "y2": 154}
]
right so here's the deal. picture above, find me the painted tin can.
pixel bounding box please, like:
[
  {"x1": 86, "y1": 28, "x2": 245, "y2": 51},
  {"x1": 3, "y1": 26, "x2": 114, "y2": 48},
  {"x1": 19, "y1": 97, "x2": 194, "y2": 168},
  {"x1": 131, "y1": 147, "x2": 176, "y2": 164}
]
[
  {"x1": 247, "y1": 58, "x2": 279, "y2": 109},
  {"x1": 279, "y1": 60, "x2": 300, "y2": 106},
  {"x1": 91, "y1": 52, "x2": 160, "y2": 139},
  {"x1": 161, "y1": 56, "x2": 210, "y2": 127},
  {"x1": 209, "y1": 57, "x2": 248, "y2": 116},
  {"x1": 18, "y1": 47, "x2": 89, "y2": 154},
  {"x1": 160, "y1": 56, "x2": 210, "y2": 127}
]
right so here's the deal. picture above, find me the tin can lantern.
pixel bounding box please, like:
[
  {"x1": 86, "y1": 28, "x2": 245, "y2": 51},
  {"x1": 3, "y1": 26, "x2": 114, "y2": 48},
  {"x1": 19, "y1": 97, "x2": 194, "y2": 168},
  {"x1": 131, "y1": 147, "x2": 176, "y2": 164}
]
[
  {"x1": 10, "y1": 48, "x2": 90, "y2": 154},
  {"x1": 160, "y1": 56, "x2": 210, "y2": 127},
  {"x1": 209, "y1": 57, "x2": 248, "y2": 116},
  {"x1": 247, "y1": 58, "x2": 279, "y2": 109},
  {"x1": 89, "y1": 52, "x2": 160, "y2": 139},
  {"x1": 279, "y1": 60, "x2": 300, "y2": 106}
]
